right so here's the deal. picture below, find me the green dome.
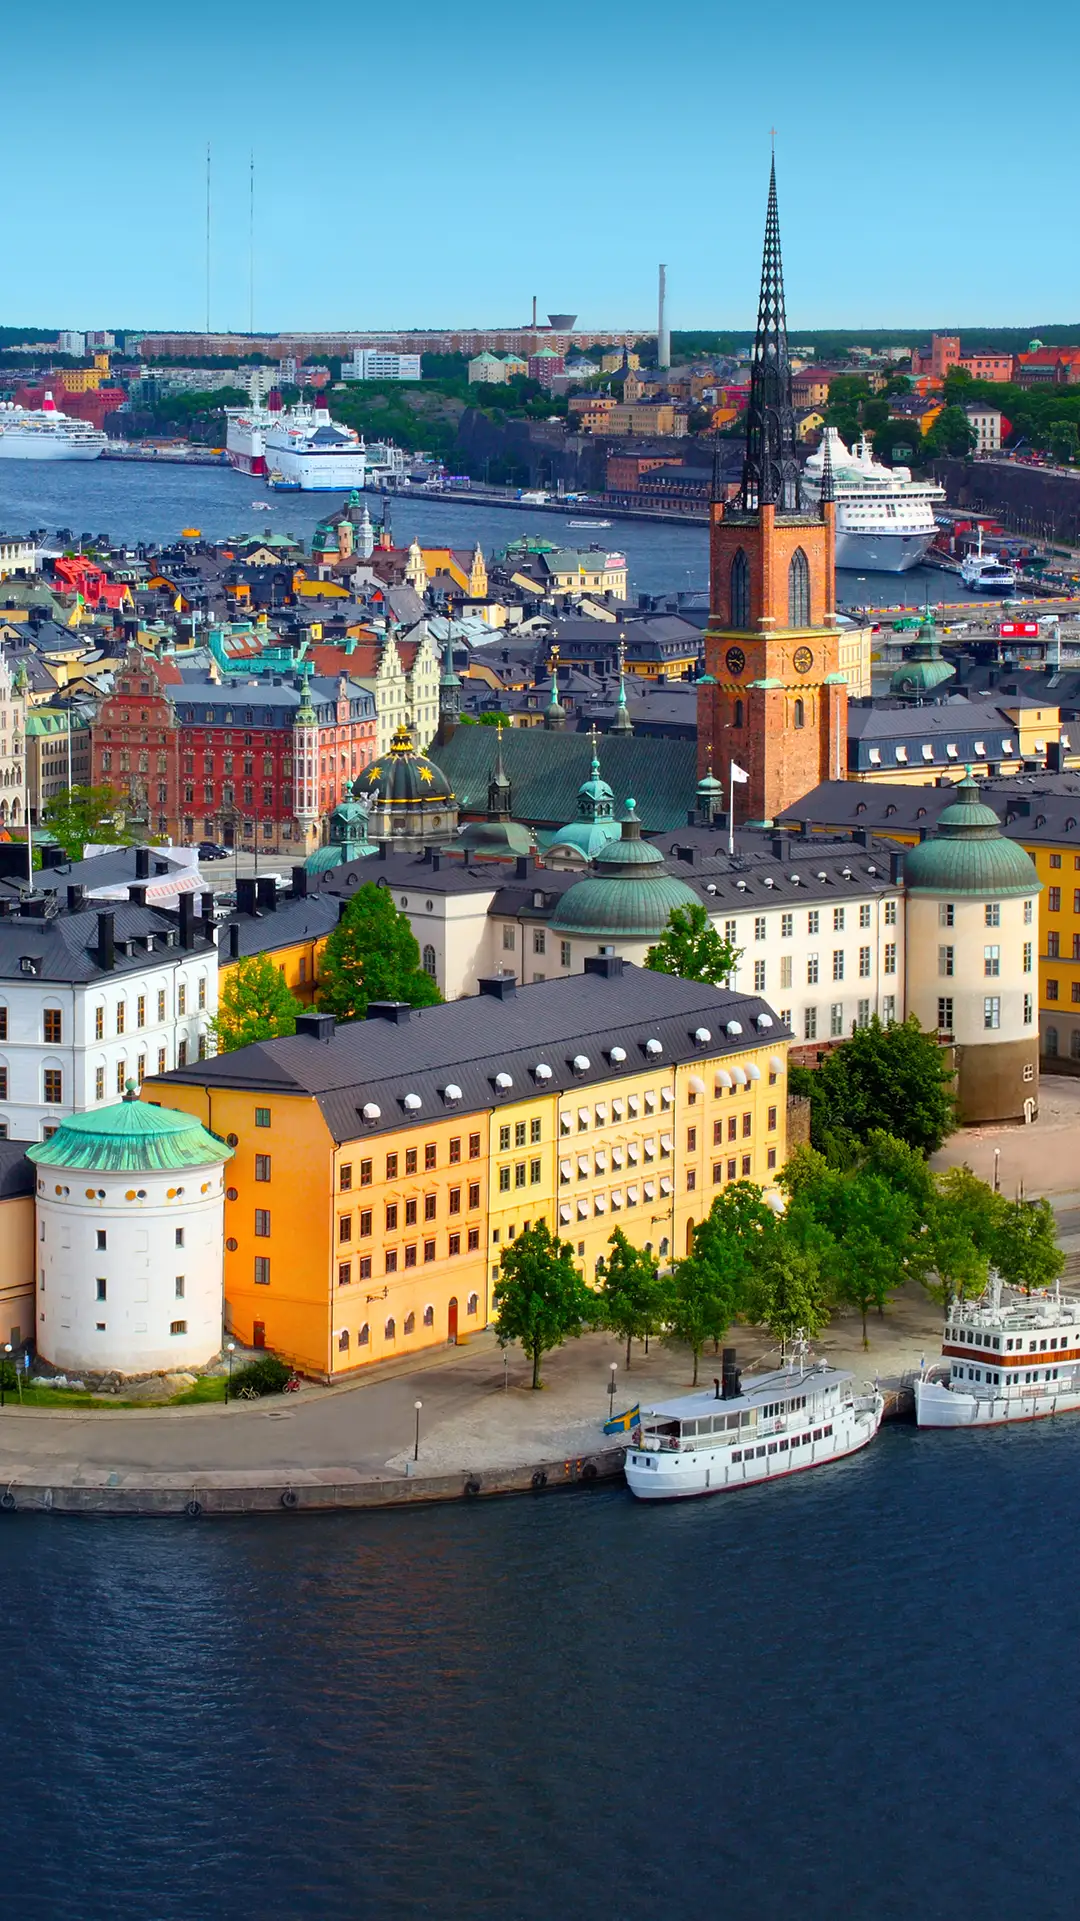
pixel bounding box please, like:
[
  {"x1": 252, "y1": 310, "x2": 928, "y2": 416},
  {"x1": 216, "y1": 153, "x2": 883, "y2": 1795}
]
[
  {"x1": 458, "y1": 818, "x2": 535, "y2": 857},
  {"x1": 551, "y1": 801, "x2": 699, "y2": 938},
  {"x1": 903, "y1": 775, "x2": 1040, "y2": 897},
  {"x1": 548, "y1": 817, "x2": 622, "y2": 860},
  {"x1": 890, "y1": 630, "x2": 957, "y2": 698},
  {"x1": 361, "y1": 724, "x2": 454, "y2": 806},
  {"x1": 27, "y1": 1094, "x2": 232, "y2": 1173}
]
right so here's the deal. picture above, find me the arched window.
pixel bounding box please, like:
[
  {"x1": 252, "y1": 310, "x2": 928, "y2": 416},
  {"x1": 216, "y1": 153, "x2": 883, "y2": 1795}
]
[
  {"x1": 423, "y1": 1304, "x2": 434, "y2": 1327},
  {"x1": 733, "y1": 699, "x2": 743, "y2": 729},
  {"x1": 422, "y1": 944, "x2": 436, "y2": 978},
  {"x1": 794, "y1": 698, "x2": 805, "y2": 729},
  {"x1": 385, "y1": 1316, "x2": 396, "y2": 1340},
  {"x1": 404, "y1": 1311, "x2": 415, "y2": 1335},
  {"x1": 358, "y1": 1323, "x2": 369, "y2": 1345},
  {"x1": 788, "y1": 548, "x2": 811, "y2": 626},
  {"x1": 1046, "y1": 1027, "x2": 1059, "y2": 1058},
  {"x1": 1071, "y1": 1030, "x2": 1080, "y2": 1061},
  {"x1": 338, "y1": 1329, "x2": 350, "y2": 1352},
  {"x1": 729, "y1": 549, "x2": 750, "y2": 630},
  {"x1": 467, "y1": 1292, "x2": 479, "y2": 1316}
]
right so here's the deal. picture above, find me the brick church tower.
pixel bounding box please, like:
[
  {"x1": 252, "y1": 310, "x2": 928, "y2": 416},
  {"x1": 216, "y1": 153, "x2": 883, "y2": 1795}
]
[{"x1": 698, "y1": 158, "x2": 847, "y2": 824}]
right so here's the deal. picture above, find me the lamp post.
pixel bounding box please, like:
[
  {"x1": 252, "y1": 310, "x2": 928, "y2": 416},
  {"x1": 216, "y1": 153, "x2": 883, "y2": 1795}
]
[
  {"x1": 413, "y1": 1398, "x2": 423, "y2": 1462},
  {"x1": 503, "y1": 1348, "x2": 508, "y2": 1393},
  {"x1": 225, "y1": 1339, "x2": 235, "y2": 1403},
  {"x1": 608, "y1": 1361, "x2": 617, "y2": 1420},
  {"x1": 1, "y1": 1341, "x2": 10, "y2": 1408}
]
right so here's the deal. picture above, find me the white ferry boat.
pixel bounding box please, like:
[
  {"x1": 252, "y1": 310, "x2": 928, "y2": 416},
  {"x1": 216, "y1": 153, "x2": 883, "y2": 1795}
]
[
  {"x1": 959, "y1": 529, "x2": 1016, "y2": 595},
  {"x1": 624, "y1": 1346, "x2": 884, "y2": 1500},
  {"x1": 262, "y1": 396, "x2": 367, "y2": 492},
  {"x1": 0, "y1": 393, "x2": 107, "y2": 462},
  {"x1": 914, "y1": 1272, "x2": 1080, "y2": 1428},
  {"x1": 800, "y1": 428, "x2": 945, "y2": 573}
]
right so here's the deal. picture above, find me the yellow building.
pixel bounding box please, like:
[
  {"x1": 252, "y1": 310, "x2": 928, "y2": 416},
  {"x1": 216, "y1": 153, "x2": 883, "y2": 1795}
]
[
  {"x1": 59, "y1": 367, "x2": 104, "y2": 393},
  {"x1": 218, "y1": 878, "x2": 340, "y2": 1008},
  {"x1": 606, "y1": 402, "x2": 687, "y2": 437},
  {"x1": 145, "y1": 961, "x2": 788, "y2": 1379},
  {"x1": 0, "y1": 1142, "x2": 35, "y2": 1351}
]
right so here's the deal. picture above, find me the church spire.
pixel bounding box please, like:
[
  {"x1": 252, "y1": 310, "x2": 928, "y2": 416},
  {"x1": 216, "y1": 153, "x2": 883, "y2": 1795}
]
[
  {"x1": 739, "y1": 153, "x2": 799, "y2": 513},
  {"x1": 819, "y1": 425, "x2": 835, "y2": 508},
  {"x1": 610, "y1": 633, "x2": 633, "y2": 734},
  {"x1": 487, "y1": 720, "x2": 513, "y2": 819}
]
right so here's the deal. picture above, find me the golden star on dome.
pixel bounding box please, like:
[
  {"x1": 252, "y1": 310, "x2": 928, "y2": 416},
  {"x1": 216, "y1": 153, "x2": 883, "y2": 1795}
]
[
  {"x1": 418, "y1": 765, "x2": 434, "y2": 783},
  {"x1": 367, "y1": 765, "x2": 382, "y2": 781}
]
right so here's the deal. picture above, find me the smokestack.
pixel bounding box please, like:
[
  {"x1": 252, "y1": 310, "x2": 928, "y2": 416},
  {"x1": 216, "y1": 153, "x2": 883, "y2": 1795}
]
[
  {"x1": 531, "y1": 293, "x2": 537, "y2": 329},
  {"x1": 657, "y1": 263, "x2": 670, "y2": 370}
]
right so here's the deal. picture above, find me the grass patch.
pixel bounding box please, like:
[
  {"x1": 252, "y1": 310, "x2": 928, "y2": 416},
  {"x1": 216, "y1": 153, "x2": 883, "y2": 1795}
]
[
  {"x1": 2, "y1": 1384, "x2": 137, "y2": 1409},
  {"x1": 170, "y1": 1375, "x2": 228, "y2": 1405}
]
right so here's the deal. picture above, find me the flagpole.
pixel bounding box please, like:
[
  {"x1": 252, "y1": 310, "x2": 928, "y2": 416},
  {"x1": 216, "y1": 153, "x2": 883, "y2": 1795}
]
[{"x1": 728, "y1": 761, "x2": 735, "y2": 856}]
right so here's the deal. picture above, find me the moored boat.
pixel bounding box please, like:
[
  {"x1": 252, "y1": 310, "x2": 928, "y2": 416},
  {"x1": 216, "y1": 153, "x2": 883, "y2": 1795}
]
[
  {"x1": 624, "y1": 1345, "x2": 883, "y2": 1500},
  {"x1": 914, "y1": 1271, "x2": 1080, "y2": 1428}
]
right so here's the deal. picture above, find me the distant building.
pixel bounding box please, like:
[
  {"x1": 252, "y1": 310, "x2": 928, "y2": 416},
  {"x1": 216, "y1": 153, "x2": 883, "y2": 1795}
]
[
  {"x1": 57, "y1": 331, "x2": 85, "y2": 357},
  {"x1": 468, "y1": 352, "x2": 509, "y2": 385},
  {"x1": 0, "y1": 535, "x2": 36, "y2": 580},
  {"x1": 1013, "y1": 347, "x2": 1080, "y2": 388},
  {"x1": 527, "y1": 350, "x2": 565, "y2": 390},
  {"x1": 605, "y1": 401, "x2": 687, "y2": 437},
  {"x1": 965, "y1": 403, "x2": 1003, "y2": 451},
  {"x1": 342, "y1": 350, "x2": 421, "y2": 382}
]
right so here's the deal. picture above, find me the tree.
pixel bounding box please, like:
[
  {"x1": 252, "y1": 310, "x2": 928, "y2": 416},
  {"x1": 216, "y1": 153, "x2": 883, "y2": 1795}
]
[
  {"x1": 211, "y1": 953, "x2": 303, "y2": 1053},
  {"x1": 42, "y1": 783, "x2": 142, "y2": 861},
  {"x1": 829, "y1": 1172, "x2": 917, "y2": 1347},
  {"x1": 750, "y1": 1238, "x2": 829, "y2": 1354},
  {"x1": 493, "y1": 1221, "x2": 597, "y2": 1389},
  {"x1": 925, "y1": 1165, "x2": 1003, "y2": 1307},
  {"x1": 645, "y1": 901, "x2": 741, "y2": 986},
  {"x1": 1048, "y1": 418, "x2": 1078, "y2": 464},
  {"x1": 791, "y1": 1015, "x2": 956, "y2": 1160},
  {"x1": 664, "y1": 1255, "x2": 718, "y2": 1387},
  {"x1": 317, "y1": 883, "x2": 441, "y2": 1024},
  {"x1": 924, "y1": 406, "x2": 976, "y2": 459},
  {"x1": 871, "y1": 418, "x2": 923, "y2": 467},
  {"x1": 595, "y1": 1229, "x2": 665, "y2": 1367},
  {"x1": 990, "y1": 1196, "x2": 1063, "y2": 1296}
]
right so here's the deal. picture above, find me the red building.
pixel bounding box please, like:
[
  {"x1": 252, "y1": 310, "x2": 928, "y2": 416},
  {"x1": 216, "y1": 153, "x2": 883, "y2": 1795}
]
[
  {"x1": 91, "y1": 654, "x2": 377, "y2": 852},
  {"x1": 14, "y1": 382, "x2": 127, "y2": 431}
]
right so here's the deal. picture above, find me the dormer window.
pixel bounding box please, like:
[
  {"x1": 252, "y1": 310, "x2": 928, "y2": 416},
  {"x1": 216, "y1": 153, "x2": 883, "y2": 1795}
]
[{"x1": 20, "y1": 956, "x2": 36, "y2": 974}]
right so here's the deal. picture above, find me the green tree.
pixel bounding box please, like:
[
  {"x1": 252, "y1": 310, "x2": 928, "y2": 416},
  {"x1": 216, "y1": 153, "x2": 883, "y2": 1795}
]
[
  {"x1": 317, "y1": 883, "x2": 441, "y2": 1024},
  {"x1": 830, "y1": 1172, "x2": 917, "y2": 1347},
  {"x1": 664, "y1": 1254, "x2": 719, "y2": 1386},
  {"x1": 750, "y1": 1237, "x2": 829, "y2": 1353},
  {"x1": 211, "y1": 953, "x2": 303, "y2": 1053},
  {"x1": 595, "y1": 1228, "x2": 664, "y2": 1367},
  {"x1": 925, "y1": 1165, "x2": 1003, "y2": 1307},
  {"x1": 1048, "y1": 418, "x2": 1079, "y2": 464},
  {"x1": 924, "y1": 406, "x2": 977, "y2": 459},
  {"x1": 990, "y1": 1196, "x2": 1063, "y2": 1296},
  {"x1": 790, "y1": 1015, "x2": 955, "y2": 1160},
  {"x1": 42, "y1": 782, "x2": 144, "y2": 861},
  {"x1": 645, "y1": 900, "x2": 741, "y2": 986},
  {"x1": 493, "y1": 1221, "x2": 597, "y2": 1389},
  {"x1": 870, "y1": 417, "x2": 922, "y2": 467}
]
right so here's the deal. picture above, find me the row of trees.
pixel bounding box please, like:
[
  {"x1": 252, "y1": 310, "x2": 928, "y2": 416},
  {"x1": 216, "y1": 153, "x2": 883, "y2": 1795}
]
[{"x1": 492, "y1": 1136, "x2": 1063, "y2": 1390}]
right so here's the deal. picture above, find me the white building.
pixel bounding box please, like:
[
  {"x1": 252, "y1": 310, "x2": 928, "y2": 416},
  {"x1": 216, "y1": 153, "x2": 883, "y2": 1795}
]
[
  {"x1": 0, "y1": 891, "x2": 218, "y2": 1142},
  {"x1": 965, "y1": 403, "x2": 1003, "y2": 452},
  {"x1": 0, "y1": 535, "x2": 36, "y2": 580},
  {"x1": 343, "y1": 350, "x2": 421, "y2": 382},
  {"x1": 29, "y1": 1092, "x2": 231, "y2": 1375},
  {"x1": 57, "y1": 332, "x2": 86, "y2": 357}
]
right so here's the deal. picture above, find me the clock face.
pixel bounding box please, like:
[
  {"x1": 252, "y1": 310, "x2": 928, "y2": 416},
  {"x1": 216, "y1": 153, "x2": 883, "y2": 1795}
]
[
  {"x1": 725, "y1": 646, "x2": 746, "y2": 677},
  {"x1": 793, "y1": 645, "x2": 814, "y2": 674}
]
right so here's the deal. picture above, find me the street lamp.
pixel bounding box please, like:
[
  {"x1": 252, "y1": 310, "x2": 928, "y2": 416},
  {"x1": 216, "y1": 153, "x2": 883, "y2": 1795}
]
[
  {"x1": 225, "y1": 1339, "x2": 235, "y2": 1403},
  {"x1": 608, "y1": 1361, "x2": 617, "y2": 1420},
  {"x1": 2, "y1": 1341, "x2": 10, "y2": 1408},
  {"x1": 503, "y1": 1348, "x2": 508, "y2": 1393},
  {"x1": 413, "y1": 1398, "x2": 423, "y2": 1462}
]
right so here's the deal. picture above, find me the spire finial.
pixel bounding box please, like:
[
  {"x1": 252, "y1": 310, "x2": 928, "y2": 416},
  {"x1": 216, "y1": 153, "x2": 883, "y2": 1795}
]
[
  {"x1": 739, "y1": 154, "x2": 798, "y2": 513},
  {"x1": 820, "y1": 425, "x2": 835, "y2": 507}
]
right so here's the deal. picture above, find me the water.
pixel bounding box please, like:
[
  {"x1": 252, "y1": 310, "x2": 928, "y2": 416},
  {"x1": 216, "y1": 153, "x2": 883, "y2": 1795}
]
[
  {"x1": 3, "y1": 1421, "x2": 1078, "y2": 1920},
  {"x1": 0, "y1": 459, "x2": 988, "y2": 614}
]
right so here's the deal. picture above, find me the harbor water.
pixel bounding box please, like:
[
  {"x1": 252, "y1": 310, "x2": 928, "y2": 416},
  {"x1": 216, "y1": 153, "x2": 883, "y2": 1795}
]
[
  {"x1": 0, "y1": 459, "x2": 994, "y2": 613},
  {"x1": 3, "y1": 1419, "x2": 1079, "y2": 1920}
]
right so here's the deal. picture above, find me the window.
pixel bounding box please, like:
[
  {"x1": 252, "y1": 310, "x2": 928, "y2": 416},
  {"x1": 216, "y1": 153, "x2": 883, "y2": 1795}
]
[
  {"x1": 43, "y1": 1069, "x2": 62, "y2": 1104},
  {"x1": 1046, "y1": 1026, "x2": 1059, "y2": 1057},
  {"x1": 449, "y1": 1137, "x2": 461, "y2": 1164},
  {"x1": 385, "y1": 1250, "x2": 398, "y2": 1273},
  {"x1": 385, "y1": 1202, "x2": 398, "y2": 1231},
  {"x1": 533, "y1": 929, "x2": 546, "y2": 955},
  {"x1": 255, "y1": 1107, "x2": 271, "y2": 1128},
  {"x1": 985, "y1": 903, "x2": 1000, "y2": 927},
  {"x1": 1023, "y1": 942, "x2": 1033, "y2": 974},
  {"x1": 254, "y1": 1256, "x2": 270, "y2": 1285},
  {"x1": 94, "y1": 1006, "x2": 104, "y2": 1040},
  {"x1": 424, "y1": 1239, "x2": 436, "y2": 1263},
  {"x1": 780, "y1": 955, "x2": 793, "y2": 990},
  {"x1": 561, "y1": 940, "x2": 571, "y2": 968},
  {"x1": 939, "y1": 946, "x2": 954, "y2": 977},
  {"x1": 448, "y1": 1233, "x2": 461, "y2": 1256},
  {"x1": 793, "y1": 697, "x2": 805, "y2": 729},
  {"x1": 386, "y1": 1152, "x2": 399, "y2": 1180},
  {"x1": 404, "y1": 1245, "x2": 417, "y2": 1269},
  {"x1": 425, "y1": 1142, "x2": 437, "y2": 1171},
  {"x1": 405, "y1": 1198, "x2": 417, "y2": 1227},
  {"x1": 1024, "y1": 993, "x2": 1034, "y2": 1025},
  {"x1": 754, "y1": 958, "x2": 766, "y2": 992},
  {"x1": 1050, "y1": 853, "x2": 1062, "y2": 869},
  {"x1": 1049, "y1": 887, "x2": 1061, "y2": 912},
  {"x1": 96, "y1": 1277, "x2": 107, "y2": 1301},
  {"x1": 530, "y1": 1116, "x2": 541, "y2": 1143},
  {"x1": 43, "y1": 1008, "x2": 62, "y2": 1045},
  {"x1": 449, "y1": 1186, "x2": 461, "y2": 1215},
  {"x1": 939, "y1": 903, "x2": 954, "y2": 927},
  {"x1": 984, "y1": 945, "x2": 1000, "y2": 977},
  {"x1": 687, "y1": 1169, "x2": 697, "y2": 1191},
  {"x1": 884, "y1": 943, "x2": 896, "y2": 974},
  {"x1": 742, "y1": 1112, "x2": 752, "y2": 1138},
  {"x1": 405, "y1": 1146, "x2": 418, "y2": 1175},
  {"x1": 170, "y1": 1321, "x2": 187, "y2": 1337},
  {"x1": 788, "y1": 547, "x2": 810, "y2": 625},
  {"x1": 468, "y1": 1227, "x2": 480, "y2": 1251},
  {"x1": 174, "y1": 989, "x2": 183, "y2": 1020},
  {"x1": 1047, "y1": 979, "x2": 1059, "y2": 1001},
  {"x1": 499, "y1": 1124, "x2": 511, "y2": 1152},
  {"x1": 499, "y1": 1167, "x2": 511, "y2": 1192},
  {"x1": 469, "y1": 1181, "x2": 480, "y2": 1208},
  {"x1": 255, "y1": 1154, "x2": 271, "y2": 1182},
  {"x1": 175, "y1": 1277, "x2": 185, "y2": 1300},
  {"x1": 424, "y1": 1193, "x2": 437, "y2": 1222},
  {"x1": 804, "y1": 1007, "x2": 817, "y2": 1041},
  {"x1": 1048, "y1": 932, "x2": 1060, "y2": 959},
  {"x1": 422, "y1": 944, "x2": 436, "y2": 978},
  {"x1": 255, "y1": 1209, "x2": 271, "y2": 1237},
  {"x1": 175, "y1": 1228, "x2": 184, "y2": 1248},
  {"x1": 833, "y1": 907, "x2": 845, "y2": 932},
  {"x1": 469, "y1": 1132, "x2": 481, "y2": 1159},
  {"x1": 938, "y1": 997, "x2": 954, "y2": 1032},
  {"x1": 754, "y1": 916, "x2": 766, "y2": 942},
  {"x1": 339, "y1": 1163, "x2": 352, "y2": 1191},
  {"x1": 502, "y1": 926, "x2": 515, "y2": 951},
  {"x1": 984, "y1": 997, "x2": 1001, "y2": 1031},
  {"x1": 157, "y1": 1047, "x2": 166, "y2": 1076},
  {"x1": 359, "y1": 1158, "x2": 372, "y2": 1186},
  {"x1": 781, "y1": 912, "x2": 793, "y2": 939},
  {"x1": 530, "y1": 1158, "x2": 542, "y2": 1184},
  {"x1": 1024, "y1": 899, "x2": 1033, "y2": 924},
  {"x1": 338, "y1": 1261, "x2": 351, "y2": 1287},
  {"x1": 806, "y1": 955, "x2": 819, "y2": 985},
  {"x1": 807, "y1": 910, "x2": 819, "y2": 935},
  {"x1": 830, "y1": 1002, "x2": 844, "y2": 1037},
  {"x1": 859, "y1": 903, "x2": 871, "y2": 929},
  {"x1": 95, "y1": 1067, "x2": 104, "y2": 1101},
  {"x1": 157, "y1": 989, "x2": 166, "y2": 1023},
  {"x1": 728, "y1": 1116, "x2": 738, "y2": 1142},
  {"x1": 514, "y1": 1121, "x2": 526, "y2": 1148},
  {"x1": 832, "y1": 950, "x2": 844, "y2": 981},
  {"x1": 730, "y1": 547, "x2": 750, "y2": 629}
]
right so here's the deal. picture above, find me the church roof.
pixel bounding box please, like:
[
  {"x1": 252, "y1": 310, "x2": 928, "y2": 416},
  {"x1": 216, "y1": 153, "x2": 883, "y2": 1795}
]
[
  {"x1": 362, "y1": 724, "x2": 455, "y2": 806},
  {"x1": 436, "y1": 730, "x2": 699, "y2": 831}
]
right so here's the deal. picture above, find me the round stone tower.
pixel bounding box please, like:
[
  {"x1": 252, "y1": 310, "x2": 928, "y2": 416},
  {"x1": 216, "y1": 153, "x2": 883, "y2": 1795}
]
[
  {"x1": 902, "y1": 774, "x2": 1041, "y2": 1124},
  {"x1": 29, "y1": 1091, "x2": 233, "y2": 1376}
]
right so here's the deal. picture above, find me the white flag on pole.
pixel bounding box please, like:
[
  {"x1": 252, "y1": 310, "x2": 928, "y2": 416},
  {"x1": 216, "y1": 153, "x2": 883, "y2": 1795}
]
[{"x1": 730, "y1": 762, "x2": 749, "y2": 783}]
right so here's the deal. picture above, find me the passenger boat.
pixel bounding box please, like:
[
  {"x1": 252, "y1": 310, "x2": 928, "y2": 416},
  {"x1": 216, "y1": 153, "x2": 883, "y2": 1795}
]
[
  {"x1": 624, "y1": 1345, "x2": 884, "y2": 1500},
  {"x1": 914, "y1": 1271, "x2": 1080, "y2": 1428},
  {"x1": 799, "y1": 428, "x2": 944, "y2": 573}
]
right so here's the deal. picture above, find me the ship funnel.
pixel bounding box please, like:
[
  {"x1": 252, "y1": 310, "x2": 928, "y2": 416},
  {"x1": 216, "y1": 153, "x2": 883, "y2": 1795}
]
[
  {"x1": 721, "y1": 1347, "x2": 741, "y2": 1400},
  {"x1": 42, "y1": 390, "x2": 57, "y2": 412}
]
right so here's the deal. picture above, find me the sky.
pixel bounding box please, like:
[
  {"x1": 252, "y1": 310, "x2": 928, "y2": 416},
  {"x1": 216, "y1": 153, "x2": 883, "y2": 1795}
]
[{"x1": 5, "y1": 0, "x2": 1079, "y2": 335}]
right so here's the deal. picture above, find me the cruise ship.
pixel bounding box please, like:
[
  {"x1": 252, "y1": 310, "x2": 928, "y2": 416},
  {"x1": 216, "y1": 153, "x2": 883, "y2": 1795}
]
[
  {"x1": 624, "y1": 1346, "x2": 884, "y2": 1500},
  {"x1": 914, "y1": 1272, "x2": 1080, "y2": 1428},
  {"x1": 225, "y1": 390, "x2": 369, "y2": 490},
  {"x1": 800, "y1": 428, "x2": 945, "y2": 573},
  {"x1": 0, "y1": 393, "x2": 107, "y2": 461}
]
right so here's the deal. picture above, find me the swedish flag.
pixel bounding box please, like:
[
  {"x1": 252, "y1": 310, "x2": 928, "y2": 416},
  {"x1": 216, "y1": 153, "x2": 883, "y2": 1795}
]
[{"x1": 604, "y1": 1403, "x2": 641, "y2": 1435}]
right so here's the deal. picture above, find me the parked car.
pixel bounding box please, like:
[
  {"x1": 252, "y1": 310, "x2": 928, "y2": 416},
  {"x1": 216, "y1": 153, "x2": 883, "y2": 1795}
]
[{"x1": 197, "y1": 841, "x2": 230, "y2": 861}]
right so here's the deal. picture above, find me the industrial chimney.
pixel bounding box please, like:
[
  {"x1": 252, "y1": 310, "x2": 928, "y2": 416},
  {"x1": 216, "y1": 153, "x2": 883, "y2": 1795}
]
[{"x1": 657, "y1": 263, "x2": 670, "y2": 370}]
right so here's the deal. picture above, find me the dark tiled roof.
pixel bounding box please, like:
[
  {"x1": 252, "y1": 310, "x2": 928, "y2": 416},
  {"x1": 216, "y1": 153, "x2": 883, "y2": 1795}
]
[
  {"x1": 155, "y1": 963, "x2": 789, "y2": 1143},
  {"x1": 0, "y1": 1139, "x2": 33, "y2": 1199},
  {"x1": 0, "y1": 902, "x2": 215, "y2": 984},
  {"x1": 221, "y1": 894, "x2": 341, "y2": 959},
  {"x1": 434, "y1": 730, "x2": 699, "y2": 830}
]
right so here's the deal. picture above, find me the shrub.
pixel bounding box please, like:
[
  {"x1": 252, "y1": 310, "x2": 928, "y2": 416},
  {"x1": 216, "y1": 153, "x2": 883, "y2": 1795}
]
[{"x1": 229, "y1": 1356, "x2": 292, "y2": 1397}]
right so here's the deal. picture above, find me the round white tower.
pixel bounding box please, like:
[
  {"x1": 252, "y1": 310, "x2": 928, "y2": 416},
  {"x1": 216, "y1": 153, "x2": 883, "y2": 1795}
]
[{"x1": 29, "y1": 1090, "x2": 233, "y2": 1376}]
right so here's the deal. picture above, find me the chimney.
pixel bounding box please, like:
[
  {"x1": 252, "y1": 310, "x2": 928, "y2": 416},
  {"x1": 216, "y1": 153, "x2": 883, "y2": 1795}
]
[
  {"x1": 128, "y1": 884, "x2": 148, "y2": 908},
  {"x1": 366, "y1": 1000, "x2": 412, "y2": 1024},
  {"x1": 256, "y1": 876, "x2": 277, "y2": 913},
  {"x1": 478, "y1": 974, "x2": 518, "y2": 1000},
  {"x1": 721, "y1": 1347, "x2": 741, "y2": 1401},
  {"x1": 97, "y1": 910, "x2": 115, "y2": 971},
  {"x1": 431, "y1": 851, "x2": 441, "y2": 872},
  {"x1": 515, "y1": 855, "x2": 532, "y2": 879},
  {"x1": 584, "y1": 953, "x2": 624, "y2": 979},
  {"x1": 890, "y1": 850, "x2": 905, "y2": 883},
  {"x1": 66, "y1": 883, "x2": 87, "y2": 912},
  {"x1": 853, "y1": 827, "x2": 871, "y2": 849},
  {"x1": 1047, "y1": 739, "x2": 1064, "y2": 773},
  {"x1": 771, "y1": 834, "x2": 786, "y2": 860},
  {"x1": 236, "y1": 876, "x2": 258, "y2": 917},
  {"x1": 295, "y1": 1010, "x2": 335, "y2": 1041},
  {"x1": 291, "y1": 864, "x2": 308, "y2": 899},
  {"x1": 179, "y1": 891, "x2": 196, "y2": 950},
  {"x1": 228, "y1": 923, "x2": 240, "y2": 960},
  {"x1": 135, "y1": 846, "x2": 150, "y2": 880}
]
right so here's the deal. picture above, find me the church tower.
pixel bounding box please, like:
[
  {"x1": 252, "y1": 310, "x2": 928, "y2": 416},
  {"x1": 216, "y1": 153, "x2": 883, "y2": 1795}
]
[{"x1": 698, "y1": 157, "x2": 847, "y2": 824}]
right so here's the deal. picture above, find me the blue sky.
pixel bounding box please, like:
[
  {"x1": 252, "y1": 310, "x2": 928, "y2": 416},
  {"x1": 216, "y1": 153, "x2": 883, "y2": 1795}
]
[{"x1": 6, "y1": 0, "x2": 1078, "y2": 334}]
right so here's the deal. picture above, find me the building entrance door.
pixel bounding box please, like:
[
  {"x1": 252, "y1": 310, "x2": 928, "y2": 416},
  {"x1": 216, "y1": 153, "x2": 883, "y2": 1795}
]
[
  {"x1": 253, "y1": 1320, "x2": 266, "y2": 1349},
  {"x1": 448, "y1": 1297, "x2": 458, "y2": 1344}
]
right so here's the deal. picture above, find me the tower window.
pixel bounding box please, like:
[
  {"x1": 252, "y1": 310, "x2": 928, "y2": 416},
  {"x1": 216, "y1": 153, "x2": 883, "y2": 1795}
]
[
  {"x1": 730, "y1": 549, "x2": 750, "y2": 630},
  {"x1": 793, "y1": 698, "x2": 805, "y2": 729},
  {"x1": 733, "y1": 698, "x2": 743, "y2": 729},
  {"x1": 788, "y1": 547, "x2": 811, "y2": 626}
]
